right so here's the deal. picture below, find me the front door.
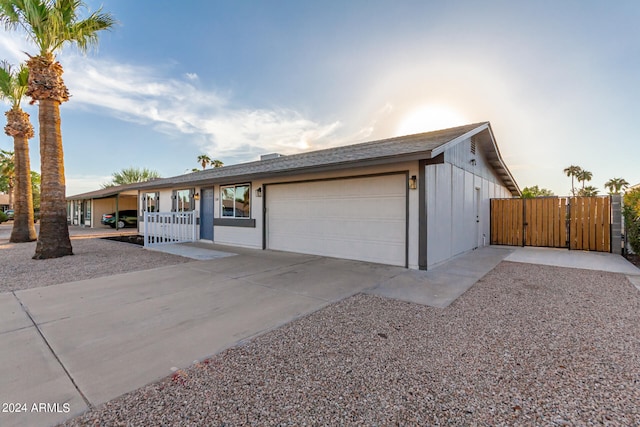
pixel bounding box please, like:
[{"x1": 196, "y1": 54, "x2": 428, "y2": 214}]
[{"x1": 200, "y1": 187, "x2": 214, "y2": 240}]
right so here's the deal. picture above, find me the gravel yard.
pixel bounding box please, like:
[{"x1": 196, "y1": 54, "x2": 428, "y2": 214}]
[
  {"x1": 61, "y1": 261, "x2": 640, "y2": 426},
  {"x1": 0, "y1": 237, "x2": 191, "y2": 293}
]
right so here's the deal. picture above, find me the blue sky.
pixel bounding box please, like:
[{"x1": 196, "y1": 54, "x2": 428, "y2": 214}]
[{"x1": 0, "y1": 0, "x2": 638, "y2": 196}]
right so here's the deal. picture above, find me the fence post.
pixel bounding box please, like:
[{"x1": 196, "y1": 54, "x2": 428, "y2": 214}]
[{"x1": 611, "y1": 194, "x2": 622, "y2": 254}]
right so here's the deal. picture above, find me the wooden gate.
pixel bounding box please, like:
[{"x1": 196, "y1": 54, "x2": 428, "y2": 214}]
[
  {"x1": 490, "y1": 196, "x2": 611, "y2": 252},
  {"x1": 568, "y1": 196, "x2": 611, "y2": 251}
]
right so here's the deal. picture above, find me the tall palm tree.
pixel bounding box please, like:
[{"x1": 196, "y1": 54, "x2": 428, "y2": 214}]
[
  {"x1": 0, "y1": 61, "x2": 36, "y2": 242},
  {"x1": 563, "y1": 165, "x2": 582, "y2": 196},
  {"x1": 211, "y1": 159, "x2": 224, "y2": 168},
  {"x1": 197, "y1": 154, "x2": 211, "y2": 170},
  {"x1": 604, "y1": 177, "x2": 629, "y2": 195},
  {"x1": 0, "y1": 0, "x2": 116, "y2": 259},
  {"x1": 577, "y1": 169, "x2": 593, "y2": 192}
]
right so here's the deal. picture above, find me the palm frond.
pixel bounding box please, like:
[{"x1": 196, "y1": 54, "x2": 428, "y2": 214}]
[
  {"x1": 0, "y1": 60, "x2": 28, "y2": 107},
  {"x1": 0, "y1": 0, "x2": 116, "y2": 55}
]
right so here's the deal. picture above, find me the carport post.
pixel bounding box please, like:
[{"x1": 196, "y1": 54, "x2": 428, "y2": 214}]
[{"x1": 115, "y1": 193, "x2": 119, "y2": 231}]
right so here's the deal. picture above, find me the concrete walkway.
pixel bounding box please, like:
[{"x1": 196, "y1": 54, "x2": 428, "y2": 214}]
[
  {"x1": 1, "y1": 244, "x2": 638, "y2": 427},
  {"x1": 502, "y1": 245, "x2": 640, "y2": 291}
]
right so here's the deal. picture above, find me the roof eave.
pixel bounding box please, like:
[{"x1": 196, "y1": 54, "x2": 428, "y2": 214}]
[{"x1": 137, "y1": 151, "x2": 434, "y2": 190}]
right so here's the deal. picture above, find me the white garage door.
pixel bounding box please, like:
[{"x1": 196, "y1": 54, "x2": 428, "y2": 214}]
[{"x1": 266, "y1": 174, "x2": 407, "y2": 266}]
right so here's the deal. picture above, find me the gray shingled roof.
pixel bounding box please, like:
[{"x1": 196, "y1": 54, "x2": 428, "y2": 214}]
[
  {"x1": 66, "y1": 182, "x2": 141, "y2": 200},
  {"x1": 68, "y1": 122, "x2": 520, "y2": 198}
]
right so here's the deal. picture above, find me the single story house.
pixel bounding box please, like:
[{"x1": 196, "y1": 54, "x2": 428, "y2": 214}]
[{"x1": 68, "y1": 122, "x2": 519, "y2": 270}]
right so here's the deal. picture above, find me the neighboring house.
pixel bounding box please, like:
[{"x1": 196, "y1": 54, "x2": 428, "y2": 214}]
[
  {"x1": 0, "y1": 193, "x2": 9, "y2": 212},
  {"x1": 66, "y1": 183, "x2": 140, "y2": 227},
  {"x1": 68, "y1": 122, "x2": 519, "y2": 270}
]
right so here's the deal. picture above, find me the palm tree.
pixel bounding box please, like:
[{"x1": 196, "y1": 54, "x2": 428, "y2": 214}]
[
  {"x1": 0, "y1": 61, "x2": 36, "y2": 242},
  {"x1": 0, "y1": 0, "x2": 116, "y2": 259},
  {"x1": 211, "y1": 159, "x2": 224, "y2": 168},
  {"x1": 0, "y1": 149, "x2": 14, "y2": 208},
  {"x1": 604, "y1": 178, "x2": 629, "y2": 195},
  {"x1": 102, "y1": 167, "x2": 161, "y2": 188},
  {"x1": 563, "y1": 165, "x2": 582, "y2": 196},
  {"x1": 578, "y1": 185, "x2": 599, "y2": 197},
  {"x1": 197, "y1": 154, "x2": 211, "y2": 170},
  {"x1": 576, "y1": 169, "x2": 593, "y2": 192},
  {"x1": 521, "y1": 185, "x2": 554, "y2": 198}
]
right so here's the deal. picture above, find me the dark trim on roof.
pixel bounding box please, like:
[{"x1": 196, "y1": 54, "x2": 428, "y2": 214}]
[{"x1": 67, "y1": 183, "x2": 141, "y2": 200}]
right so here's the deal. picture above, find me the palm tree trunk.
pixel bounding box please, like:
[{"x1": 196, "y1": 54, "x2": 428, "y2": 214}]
[
  {"x1": 10, "y1": 133, "x2": 36, "y2": 242},
  {"x1": 33, "y1": 99, "x2": 72, "y2": 258}
]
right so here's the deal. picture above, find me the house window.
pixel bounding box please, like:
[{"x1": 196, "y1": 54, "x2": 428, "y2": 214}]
[
  {"x1": 143, "y1": 192, "x2": 159, "y2": 212},
  {"x1": 221, "y1": 184, "x2": 250, "y2": 218},
  {"x1": 173, "y1": 189, "x2": 195, "y2": 212}
]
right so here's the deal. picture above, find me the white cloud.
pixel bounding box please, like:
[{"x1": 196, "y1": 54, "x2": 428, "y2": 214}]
[
  {"x1": 59, "y1": 54, "x2": 343, "y2": 163},
  {"x1": 0, "y1": 32, "x2": 346, "y2": 167}
]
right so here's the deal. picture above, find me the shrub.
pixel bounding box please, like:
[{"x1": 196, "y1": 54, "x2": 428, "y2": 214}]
[
  {"x1": 0, "y1": 211, "x2": 7, "y2": 223},
  {"x1": 623, "y1": 188, "x2": 640, "y2": 253}
]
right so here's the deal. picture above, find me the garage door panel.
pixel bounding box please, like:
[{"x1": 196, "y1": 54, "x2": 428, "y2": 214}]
[{"x1": 266, "y1": 175, "x2": 406, "y2": 266}]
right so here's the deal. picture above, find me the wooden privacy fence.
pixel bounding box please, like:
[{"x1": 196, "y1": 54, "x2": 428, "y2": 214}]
[{"x1": 490, "y1": 196, "x2": 611, "y2": 252}]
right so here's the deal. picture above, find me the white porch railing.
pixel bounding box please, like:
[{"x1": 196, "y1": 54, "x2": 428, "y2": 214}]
[{"x1": 144, "y1": 211, "x2": 197, "y2": 247}]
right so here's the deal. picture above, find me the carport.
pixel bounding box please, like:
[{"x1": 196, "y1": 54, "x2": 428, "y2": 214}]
[{"x1": 66, "y1": 183, "x2": 140, "y2": 230}]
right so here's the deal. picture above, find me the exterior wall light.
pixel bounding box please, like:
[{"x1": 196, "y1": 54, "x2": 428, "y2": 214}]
[
  {"x1": 193, "y1": 192, "x2": 200, "y2": 201},
  {"x1": 409, "y1": 175, "x2": 417, "y2": 190},
  {"x1": 255, "y1": 187, "x2": 262, "y2": 197}
]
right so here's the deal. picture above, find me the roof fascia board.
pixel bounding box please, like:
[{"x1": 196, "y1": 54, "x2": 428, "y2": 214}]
[
  {"x1": 430, "y1": 123, "x2": 489, "y2": 157},
  {"x1": 484, "y1": 123, "x2": 521, "y2": 196}
]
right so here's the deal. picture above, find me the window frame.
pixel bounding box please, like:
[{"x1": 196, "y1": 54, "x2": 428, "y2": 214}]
[
  {"x1": 142, "y1": 191, "x2": 160, "y2": 213},
  {"x1": 220, "y1": 183, "x2": 251, "y2": 219},
  {"x1": 172, "y1": 188, "x2": 195, "y2": 212}
]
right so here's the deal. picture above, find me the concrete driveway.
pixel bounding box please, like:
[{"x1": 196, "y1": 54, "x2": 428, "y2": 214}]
[
  {"x1": 5, "y1": 246, "x2": 499, "y2": 427},
  {"x1": 2, "y1": 243, "x2": 637, "y2": 427}
]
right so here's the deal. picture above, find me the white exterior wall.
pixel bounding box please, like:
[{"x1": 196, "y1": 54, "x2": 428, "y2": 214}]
[
  {"x1": 215, "y1": 161, "x2": 420, "y2": 267},
  {"x1": 426, "y1": 136, "x2": 513, "y2": 268},
  {"x1": 143, "y1": 162, "x2": 421, "y2": 268}
]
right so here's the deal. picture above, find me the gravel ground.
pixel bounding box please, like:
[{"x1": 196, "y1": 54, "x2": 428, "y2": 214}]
[
  {"x1": 0, "y1": 237, "x2": 191, "y2": 292},
  {"x1": 61, "y1": 262, "x2": 640, "y2": 426}
]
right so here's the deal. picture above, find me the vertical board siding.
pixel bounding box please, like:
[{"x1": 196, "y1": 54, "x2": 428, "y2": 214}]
[{"x1": 492, "y1": 196, "x2": 610, "y2": 252}]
